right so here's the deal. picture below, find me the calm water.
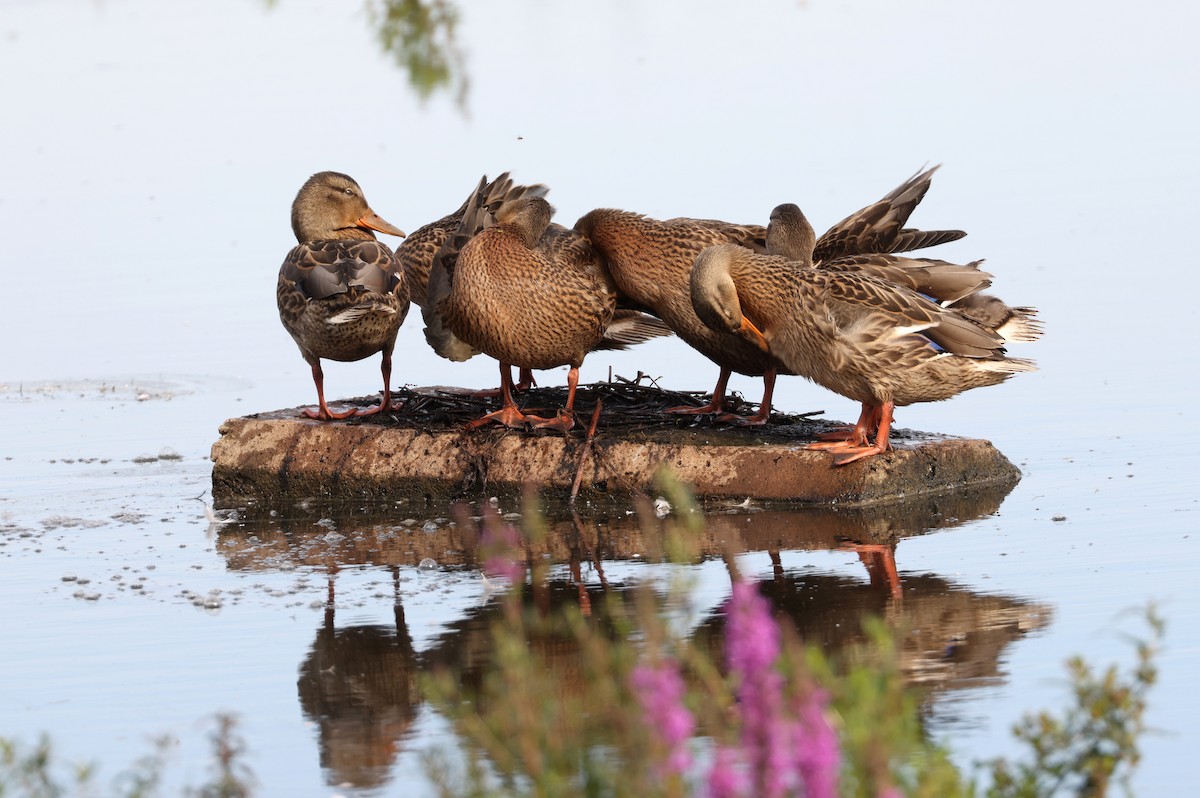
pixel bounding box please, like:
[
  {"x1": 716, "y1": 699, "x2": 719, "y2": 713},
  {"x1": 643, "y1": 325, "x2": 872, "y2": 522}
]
[{"x1": 2, "y1": 0, "x2": 1198, "y2": 794}]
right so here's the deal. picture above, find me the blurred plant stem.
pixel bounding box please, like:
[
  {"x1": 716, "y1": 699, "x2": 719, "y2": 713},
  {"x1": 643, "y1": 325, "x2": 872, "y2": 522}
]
[{"x1": 1, "y1": 714, "x2": 252, "y2": 798}]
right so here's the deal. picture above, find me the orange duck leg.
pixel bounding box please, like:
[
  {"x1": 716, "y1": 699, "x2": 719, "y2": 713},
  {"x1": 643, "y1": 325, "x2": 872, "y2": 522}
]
[
  {"x1": 467, "y1": 363, "x2": 576, "y2": 432},
  {"x1": 808, "y1": 402, "x2": 895, "y2": 465},
  {"x1": 302, "y1": 361, "x2": 359, "y2": 420},
  {"x1": 665, "y1": 366, "x2": 732, "y2": 415}
]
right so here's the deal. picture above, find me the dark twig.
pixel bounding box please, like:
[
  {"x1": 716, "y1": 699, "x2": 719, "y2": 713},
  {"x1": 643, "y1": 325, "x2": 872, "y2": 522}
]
[{"x1": 569, "y1": 398, "x2": 604, "y2": 505}]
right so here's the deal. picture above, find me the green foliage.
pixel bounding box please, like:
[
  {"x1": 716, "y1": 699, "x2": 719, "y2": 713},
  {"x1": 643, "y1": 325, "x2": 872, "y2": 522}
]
[
  {"x1": 985, "y1": 610, "x2": 1162, "y2": 798},
  {"x1": 0, "y1": 734, "x2": 77, "y2": 798},
  {"x1": 187, "y1": 715, "x2": 253, "y2": 798},
  {"x1": 264, "y1": 0, "x2": 468, "y2": 106},
  {"x1": 368, "y1": 0, "x2": 467, "y2": 106},
  {"x1": 0, "y1": 715, "x2": 251, "y2": 798}
]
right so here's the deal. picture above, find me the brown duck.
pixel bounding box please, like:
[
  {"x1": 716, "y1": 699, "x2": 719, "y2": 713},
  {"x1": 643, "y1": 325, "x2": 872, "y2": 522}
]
[
  {"x1": 432, "y1": 194, "x2": 630, "y2": 432},
  {"x1": 773, "y1": 165, "x2": 966, "y2": 263},
  {"x1": 573, "y1": 209, "x2": 772, "y2": 421},
  {"x1": 398, "y1": 173, "x2": 548, "y2": 314},
  {"x1": 767, "y1": 198, "x2": 1042, "y2": 344},
  {"x1": 277, "y1": 171, "x2": 409, "y2": 420},
  {"x1": 690, "y1": 240, "x2": 1039, "y2": 464},
  {"x1": 395, "y1": 173, "x2": 547, "y2": 389},
  {"x1": 574, "y1": 166, "x2": 966, "y2": 424}
]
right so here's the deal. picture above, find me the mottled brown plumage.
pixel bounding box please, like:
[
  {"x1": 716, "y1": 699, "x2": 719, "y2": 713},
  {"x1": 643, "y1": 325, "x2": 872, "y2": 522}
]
[
  {"x1": 423, "y1": 176, "x2": 671, "y2": 406},
  {"x1": 575, "y1": 168, "x2": 971, "y2": 424},
  {"x1": 277, "y1": 171, "x2": 409, "y2": 420},
  {"x1": 691, "y1": 242, "x2": 1039, "y2": 464},
  {"x1": 435, "y1": 196, "x2": 628, "y2": 431},
  {"x1": 769, "y1": 195, "x2": 1041, "y2": 342},
  {"x1": 573, "y1": 167, "x2": 984, "y2": 424},
  {"x1": 573, "y1": 208, "x2": 778, "y2": 420},
  {"x1": 397, "y1": 172, "x2": 549, "y2": 311}
]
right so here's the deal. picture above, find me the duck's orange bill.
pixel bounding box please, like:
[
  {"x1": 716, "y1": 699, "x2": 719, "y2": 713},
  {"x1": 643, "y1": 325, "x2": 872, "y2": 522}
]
[
  {"x1": 356, "y1": 211, "x2": 406, "y2": 238},
  {"x1": 739, "y1": 316, "x2": 770, "y2": 353}
]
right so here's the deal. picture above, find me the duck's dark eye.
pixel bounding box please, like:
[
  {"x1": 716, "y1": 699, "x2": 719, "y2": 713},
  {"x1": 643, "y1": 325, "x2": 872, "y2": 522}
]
[{"x1": 343, "y1": 188, "x2": 354, "y2": 196}]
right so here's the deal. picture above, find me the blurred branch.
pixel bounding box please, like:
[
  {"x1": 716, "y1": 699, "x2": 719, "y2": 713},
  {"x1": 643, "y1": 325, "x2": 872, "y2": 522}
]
[
  {"x1": 367, "y1": 0, "x2": 469, "y2": 108},
  {"x1": 262, "y1": 0, "x2": 469, "y2": 108}
]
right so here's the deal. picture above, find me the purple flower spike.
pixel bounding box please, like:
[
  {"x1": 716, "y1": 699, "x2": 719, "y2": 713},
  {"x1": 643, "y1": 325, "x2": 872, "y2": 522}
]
[
  {"x1": 479, "y1": 511, "x2": 524, "y2": 583},
  {"x1": 631, "y1": 658, "x2": 695, "y2": 777},
  {"x1": 795, "y1": 688, "x2": 841, "y2": 798},
  {"x1": 706, "y1": 746, "x2": 747, "y2": 798},
  {"x1": 718, "y1": 580, "x2": 842, "y2": 798},
  {"x1": 725, "y1": 581, "x2": 780, "y2": 683}
]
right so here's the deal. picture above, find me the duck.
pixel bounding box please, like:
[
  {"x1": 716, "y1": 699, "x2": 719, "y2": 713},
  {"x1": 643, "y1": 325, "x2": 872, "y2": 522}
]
[
  {"x1": 276, "y1": 171, "x2": 409, "y2": 420},
  {"x1": 690, "y1": 240, "x2": 1039, "y2": 464},
  {"x1": 397, "y1": 173, "x2": 548, "y2": 391},
  {"x1": 573, "y1": 166, "x2": 966, "y2": 425},
  {"x1": 767, "y1": 197, "x2": 1042, "y2": 344},
  {"x1": 573, "y1": 209, "x2": 774, "y2": 422},
  {"x1": 398, "y1": 173, "x2": 548, "y2": 314},
  {"x1": 431, "y1": 194, "x2": 633, "y2": 432}
]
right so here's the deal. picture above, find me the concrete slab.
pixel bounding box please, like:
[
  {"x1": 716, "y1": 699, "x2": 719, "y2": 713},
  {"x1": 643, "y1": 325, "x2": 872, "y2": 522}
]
[{"x1": 210, "y1": 384, "x2": 1021, "y2": 511}]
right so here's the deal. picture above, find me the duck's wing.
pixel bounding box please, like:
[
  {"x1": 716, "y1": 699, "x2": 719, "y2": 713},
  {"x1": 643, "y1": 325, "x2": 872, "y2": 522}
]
[
  {"x1": 814, "y1": 165, "x2": 966, "y2": 262},
  {"x1": 420, "y1": 179, "x2": 495, "y2": 362},
  {"x1": 399, "y1": 172, "x2": 550, "y2": 308},
  {"x1": 279, "y1": 240, "x2": 400, "y2": 300},
  {"x1": 668, "y1": 217, "x2": 768, "y2": 253},
  {"x1": 819, "y1": 270, "x2": 1005, "y2": 359},
  {"x1": 422, "y1": 240, "x2": 481, "y2": 361},
  {"x1": 948, "y1": 293, "x2": 1043, "y2": 343},
  {"x1": 822, "y1": 253, "x2": 992, "y2": 304}
]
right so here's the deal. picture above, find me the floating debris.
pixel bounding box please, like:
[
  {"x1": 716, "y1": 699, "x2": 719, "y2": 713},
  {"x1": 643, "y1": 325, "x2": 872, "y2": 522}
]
[
  {"x1": 654, "y1": 497, "x2": 672, "y2": 519},
  {"x1": 41, "y1": 516, "x2": 106, "y2": 530}
]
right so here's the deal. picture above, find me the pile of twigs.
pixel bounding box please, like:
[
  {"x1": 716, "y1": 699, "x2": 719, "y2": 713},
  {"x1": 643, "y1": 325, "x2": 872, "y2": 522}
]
[{"x1": 353, "y1": 372, "x2": 824, "y2": 434}]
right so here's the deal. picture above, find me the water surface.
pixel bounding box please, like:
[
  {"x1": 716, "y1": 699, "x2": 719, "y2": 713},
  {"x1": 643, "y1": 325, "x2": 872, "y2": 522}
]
[{"x1": 2, "y1": 0, "x2": 1198, "y2": 793}]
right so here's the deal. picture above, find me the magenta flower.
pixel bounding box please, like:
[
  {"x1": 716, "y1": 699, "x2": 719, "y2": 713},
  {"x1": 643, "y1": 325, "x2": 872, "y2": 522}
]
[
  {"x1": 706, "y1": 746, "x2": 748, "y2": 798},
  {"x1": 794, "y1": 687, "x2": 841, "y2": 798},
  {"x1": 706, "y1": 579, "x2": 841, "y2": 798},
  {"x1": 630, "y1": 657, "x2": 695, "y2": 776},
  {"x1": 478, "y1": 509, "x2": 524, "y2": 583}
]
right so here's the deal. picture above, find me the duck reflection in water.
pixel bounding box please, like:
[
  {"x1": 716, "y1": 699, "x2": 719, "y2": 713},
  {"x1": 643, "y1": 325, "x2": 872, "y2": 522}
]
[
  {"x1": 219, "y1": 479, "x2": 1046, "y2": 791},
  {"x1": 296, "y1": 565, "x2": 419, "y2": 790}
]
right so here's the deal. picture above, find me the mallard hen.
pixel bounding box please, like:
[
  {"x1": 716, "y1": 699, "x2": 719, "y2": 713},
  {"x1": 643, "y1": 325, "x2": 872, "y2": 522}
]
[
  {"x1": 574, "y1": 166, "x2": 965, "y2": 424},
  {"x1": 276, "y1": 171, "x2": 408, "y2": 420},
  {"x1": 395, "y1": 173, "x2": 549, "y2": 391},
  {"x1": 432, "y1": 194, "x2": 631, "y2": 432},
  {"x1": 690, "y1": 241, "x2": 1039, "y2": 464}
]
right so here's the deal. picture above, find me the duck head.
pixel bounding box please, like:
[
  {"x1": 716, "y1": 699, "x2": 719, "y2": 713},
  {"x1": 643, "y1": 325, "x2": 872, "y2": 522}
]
[
  {"x1": 290, "y1": 171, "x2": 406, "y2": 243},
  {"x1": 766, "y1": 203, "x2": 815, "y2": 262},
  {"x1": 691, "y1": 245, "x2": 771, "y2": 353},
  {"x1": 495, "y1": 195, "x2": 555, "y2": 248}
]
